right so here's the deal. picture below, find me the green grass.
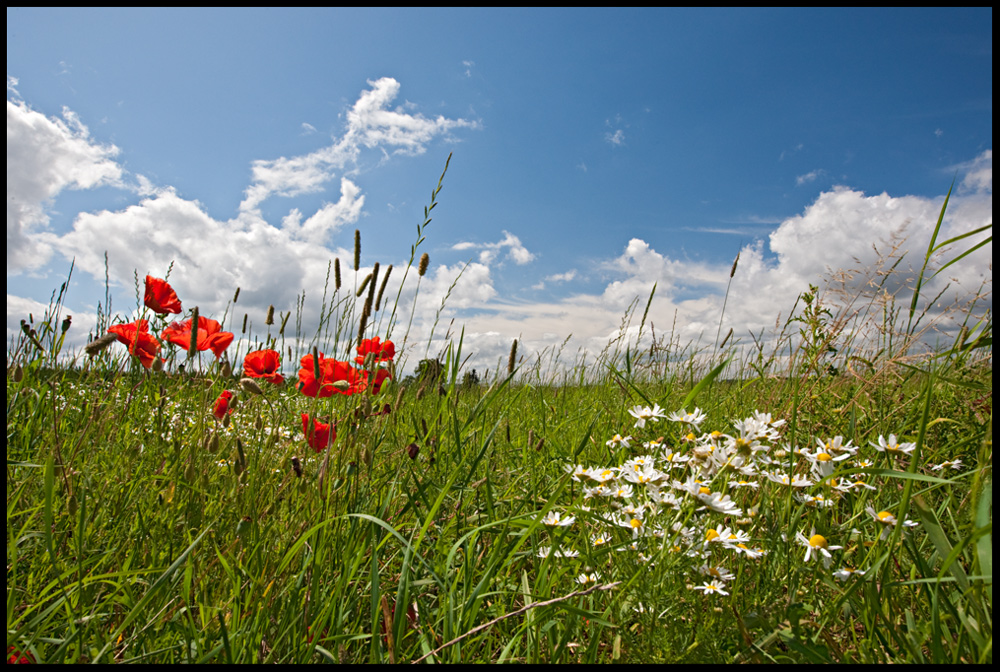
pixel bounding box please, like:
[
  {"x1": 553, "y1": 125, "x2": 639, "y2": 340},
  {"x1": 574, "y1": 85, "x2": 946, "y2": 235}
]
[{"x1": 6, "y1": 164, "x2": 992, "y2": 664}]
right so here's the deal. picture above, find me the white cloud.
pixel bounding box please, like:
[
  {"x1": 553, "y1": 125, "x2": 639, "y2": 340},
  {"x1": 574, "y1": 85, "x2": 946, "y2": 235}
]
[
  {"x1": 957, "y1": 150, "x2": 992, "y2": 194},
  {"x1": 239, "y1": 77, "x2": 478, "y2": 214},
  {"x1": 452, "y1": 230, "x2": 535, "y2": 266},
  {"x1": 301, "y1": 122, "x2": 317, "y2": 135},
  {"x1": 7, "y1": 82, "x2": 124, "y2": 272},
  {"x1": 795, "y1": 169, "x2": 823, "y2": 186},
  {"x1": 606, "y1": 129, "x2": 625, "y2": 146},
  {"x1": 434, "y1": 171, "x2": 991, "y2": 378}
]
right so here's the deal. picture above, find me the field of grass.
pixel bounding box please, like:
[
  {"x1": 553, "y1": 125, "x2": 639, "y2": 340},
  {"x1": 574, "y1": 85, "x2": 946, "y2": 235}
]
[{"x1": 6, "y1": 164, "x2": 992, "y2": 664}]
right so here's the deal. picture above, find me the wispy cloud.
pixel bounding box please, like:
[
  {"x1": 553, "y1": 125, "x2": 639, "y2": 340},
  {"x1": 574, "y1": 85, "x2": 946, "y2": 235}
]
[
  {"x1": 605, "y1": 129, "x2": 625, "y2": 147},
  {"x1": 239, "y1": 77, "x2": 479, "y2": 215},
  {"x1": 795, "y1": 169, "x2": 824, "y2": 186}
]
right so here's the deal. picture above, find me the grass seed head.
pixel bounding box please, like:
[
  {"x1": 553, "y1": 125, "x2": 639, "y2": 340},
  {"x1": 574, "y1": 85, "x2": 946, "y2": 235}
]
[
  {"x1": 418, "y1": 252, "x2": 430, "y2": 277},
  {"x1": 334, "y1": 257, "x2": 342, "y2": 290},
  {"x1": 266, "y1": 305, "x2": 275, "y2": 325},
  {"x1": 354, "y1": 229, "x2": 361, "y2": 271}
]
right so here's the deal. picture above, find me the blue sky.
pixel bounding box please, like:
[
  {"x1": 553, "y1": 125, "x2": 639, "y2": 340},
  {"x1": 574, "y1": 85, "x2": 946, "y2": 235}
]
[{"x1": 7, "y1": 8, "x2": 993, "y2": 375}]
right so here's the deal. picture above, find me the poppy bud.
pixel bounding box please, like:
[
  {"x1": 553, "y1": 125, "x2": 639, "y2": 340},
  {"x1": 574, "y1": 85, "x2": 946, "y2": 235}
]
[
  {"x1": 291, "y1": 455, "x2": 303, "y2": 477},
  {"x1": 61, "y1": 315, "x2": 72, "y2": 334},
  {"x1": 332, "y1": 380, "x2": 351, "y2": 392},
  {"x1": 13, "y1": 364, "x2": 24, "y2": 383},
  {"x1": 240, "y1": 377, "x2": 264, "y2": 396},
  {"x1": 152, "y1": 356, "x2": 164, "y2": 373},
  {"x1": 221, "y1": 359, "x2": 233, "y2": 379}
]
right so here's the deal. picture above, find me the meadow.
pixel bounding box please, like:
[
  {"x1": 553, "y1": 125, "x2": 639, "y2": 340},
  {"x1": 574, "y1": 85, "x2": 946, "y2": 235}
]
[{"x1": 6, "y1": 161, "x2": 992, "y2": 664}]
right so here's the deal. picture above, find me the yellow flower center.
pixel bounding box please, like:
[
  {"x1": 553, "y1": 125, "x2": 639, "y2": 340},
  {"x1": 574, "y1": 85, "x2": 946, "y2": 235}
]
[
  {"x1": 877, "y1": 511, "x2": 893, "y2": 522},
  {"x1": 816, "y1": 452, "x2": 832, "y2": 462},
  {"x1": 705, "y1": 529, "x2": 720, "y2": 541},
  {"x1": 809, "y1": 534, "x2": 828, "y2": 549},
  {"x1": 699, "y1": 486, "x2": 712, "y2": 495},
  {"x1": 630, "y1": 518, "x2": 642, "y2": 529}
]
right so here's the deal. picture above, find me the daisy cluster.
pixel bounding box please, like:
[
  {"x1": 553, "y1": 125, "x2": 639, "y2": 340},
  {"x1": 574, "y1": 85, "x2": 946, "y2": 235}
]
[{"x1": 538, "y1": 404, "x2": 943, "y2": 596}]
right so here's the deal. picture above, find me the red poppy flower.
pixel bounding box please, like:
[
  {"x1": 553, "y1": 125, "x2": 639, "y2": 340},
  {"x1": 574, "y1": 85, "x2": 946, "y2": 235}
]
[
  {"x1": 302, "y1": 413, "x2": 335, "y2": 452},
  {"x1": 7, "y1": 646, "x2": 35, "y2": 665},
  {"x1": 368, "y1": 367, "x2": 391, "y2": 395},
  {"x1": 143, "y1": 275, "x2": 182, "y2": 314},
  {"x1": 243, "y1": 349, "x2": 284, "y2": 384},
  {"x1": 107, "y1": 319, "x2": 160, "y2": 369},
  {"x1": 298, "y1": 352, "x2": 368, "y2": 397},
  {"x1": 355, "y1": 336, "x2": 395, "y2": 365},
  {"x1": 161, "y1": 316, "x2": 234, "y2": 358},
  {"x1": 213, "y1": 390, "x2": 235, "y2": 420}
]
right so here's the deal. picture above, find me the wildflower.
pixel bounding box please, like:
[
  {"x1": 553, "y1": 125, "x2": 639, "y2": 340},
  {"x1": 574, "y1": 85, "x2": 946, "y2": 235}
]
[
  {"x1": 108, "y1": 319, "x2": 161, "y2": 368},
  {"x1": 298, "y1": 352, "x2": 367, "y2": 397},
  {"x1": 302, "y1": 413, "x2": 335, "y2": 453},
  {"x1": 143, "y1": 275, "x2": 182, "y2": 314},
  {"x1": 929, "y1": 458, "x2": 964, "y2": 471},
  {"x1": 796, "y1": 530, "x2": 842, "y2": 567},
  {"x1": 728, "y1": 478, "x2": 759, "y2": 489},
  {"x1": 161, "y1": 316, "x2": 234, "y2": 358},
  {"x1": 536, "y1": 546, "x2": 579, "y2": 558},
  {"x1": 698, "y1": 564, "x2": 736, "y2": 582},
  {"x1": 817, "y1": 436, "x2": 857, "y2": 456},
  {"x1": 696, "y1": 491, "x2": 743, "y2": 516},
  {"x1": 591, "y1": 532, "x2": 611, "y2": 547},
  {"x1": 731, "y1": 543, "x2": 767, "y2": 559},
  {"x1": 871, "y1": 434, "x2": 916, "y2": 456},
  {"x1": 668, "y1": 407, "x2": 707, "y2": 430},
  {"x1": 833, "y1": 567, "x2": 866, "y2": 582},
  {"x1": 804, "y1": 448, "x2": 851, "y2": 478},
  {"x1": 355, "y1": 336, "x2": 395, "y2": 365},
  {"x1": 797, "y1": 493, "x2": 837, "y2": 508},
  {"x1": 762, "y1": 471, "x2": 813, "y2": 488},
  {"x1": 243, "y1": 349, "x2": 284, "y2": 384},
  {"x1": 866, "y1": 506, "x2": 918, "y2": 539},
  {"x1": 576, "y1": 572, "x2": 600, "y2": 586},
  {"x1": 627, "y1": 404, "x2": 667, "y2": 429},
  {"x1": 611, "y1": 483, "x2": 635, "y2": 500},
  {"x1": 606, "y1": 433, "x2": 632, "y2": 449},
  {"x1": 617, "y1": 515, "x2": 646, "y2": 538},
  {"x1": 213, "y1": 390, "x2": 235, "y2": 420},
  {"x1": 691, "y1": 581, "x2": 729, "y2": 596},
  {"x1": 541, "y1": 511, "x2": 576, "y2": 528},
  {"x1": 564, "y1": 463, "x2": 589, "y2": 481},
  {"x1": 586, "y1": 467, "x2": 619, "y2": 484},
  {"x1": 7, "y1": 646, "x2": 35, "y2": 664}
]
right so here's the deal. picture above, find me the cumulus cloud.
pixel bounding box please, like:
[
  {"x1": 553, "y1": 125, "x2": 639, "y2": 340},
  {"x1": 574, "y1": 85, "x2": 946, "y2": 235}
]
[
  {"x1": 452, "y1": 230, "x2": 535, "y2": 266},
  {"x1": 434, "y1": 169, "x2": 991, "y2": 378},
  {"x1": 7, "y1": 77, "x2": 481, "y2": 361},
  {"x1": 7, "y1": 79, "x2": 124, "y2": 272}
]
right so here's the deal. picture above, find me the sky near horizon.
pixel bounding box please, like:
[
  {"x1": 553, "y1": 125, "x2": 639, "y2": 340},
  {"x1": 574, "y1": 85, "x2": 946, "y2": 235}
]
[{"x1": 7, "y1": 8, "x2": 993, "y2": 376}]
